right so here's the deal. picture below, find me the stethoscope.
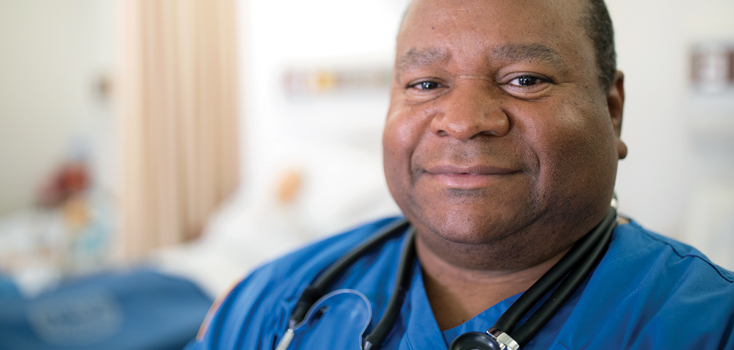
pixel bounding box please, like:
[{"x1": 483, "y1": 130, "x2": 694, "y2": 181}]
[{"x1": 275, "y1": 201, "x2": 618, "y2": 350}]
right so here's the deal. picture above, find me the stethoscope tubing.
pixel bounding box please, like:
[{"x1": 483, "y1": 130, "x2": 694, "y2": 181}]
[
  {"x1": 283, "y1": 207, "x2": 617, "y2": 350},
  {"x1": 363, "y1": 227, "x2": 415, "y2": 350},
  {"x1": 288, "y1": 219, "x2": 410, "y2": 329},
  {"x1": 505, "y1": 208, "x2": 617, "y2": 345}
]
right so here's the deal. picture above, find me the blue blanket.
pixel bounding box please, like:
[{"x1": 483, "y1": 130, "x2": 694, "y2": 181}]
[{"x1": 0, "y1": 269, "x2": 213, "y2": 350}]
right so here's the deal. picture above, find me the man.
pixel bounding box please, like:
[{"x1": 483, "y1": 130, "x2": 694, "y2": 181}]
[{"x1": 186, "y1": 0, "x2": 734, "y2": 349}]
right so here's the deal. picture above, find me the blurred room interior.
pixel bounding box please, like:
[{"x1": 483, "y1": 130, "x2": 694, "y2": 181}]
[{"x1": 0, "y1": 0, "x2": 733, "y2": 348}]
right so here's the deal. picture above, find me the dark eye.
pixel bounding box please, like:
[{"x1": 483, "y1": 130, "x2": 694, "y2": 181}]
[
  {"x1": 412, "y1": 81, "x2": 441, "y2": 90},
  {"x1": 510, "y1": 76, "x2": 542, "y2": 86}
]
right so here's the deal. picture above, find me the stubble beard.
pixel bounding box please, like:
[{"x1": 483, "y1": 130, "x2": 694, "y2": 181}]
[{"x1": 402, "y1": 184, "x2": 557, "y2": 271}]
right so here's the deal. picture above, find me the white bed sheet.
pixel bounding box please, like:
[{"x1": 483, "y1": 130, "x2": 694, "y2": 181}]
[{"x1": 153, "y1": 144, "x2": 401, "y2": 298}]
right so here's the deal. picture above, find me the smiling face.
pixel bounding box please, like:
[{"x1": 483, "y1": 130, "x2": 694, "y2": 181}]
[{"x1": 383, "y1": 0, "x2": 627, "y2": 267}]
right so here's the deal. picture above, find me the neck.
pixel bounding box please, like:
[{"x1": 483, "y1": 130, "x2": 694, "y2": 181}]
[{"x1": 416, "y1": 233, "x2": 571, "y2": 330}]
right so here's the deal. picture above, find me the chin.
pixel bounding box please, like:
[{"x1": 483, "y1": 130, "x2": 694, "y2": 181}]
[{"x1": 410, "y1": 203, "x2": 538, "y2": 246}]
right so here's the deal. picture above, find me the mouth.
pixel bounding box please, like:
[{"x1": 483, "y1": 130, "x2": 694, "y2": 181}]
[
  {"x1": 425, "y1": 165, "x2": 517, "y2": 175},
  {"x1": 422, "y1": 164, "x2": 520, "y2": 189}
]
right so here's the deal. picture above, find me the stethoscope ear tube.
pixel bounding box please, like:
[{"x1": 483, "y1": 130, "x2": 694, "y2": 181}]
[
  {"x1": 449, "y1": 207, "x2": 618, "y2": 350},
  {"x1": 509, "y1": 208, "x2": 617, "y2": 345},
  {"x1": 493, "y1": 208, "x2": 617, "y2": 337}
]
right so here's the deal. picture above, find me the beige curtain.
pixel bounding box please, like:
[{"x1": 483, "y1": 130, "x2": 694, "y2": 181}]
[{"x1": 116, "y1": 0, "x2": 240, "y2": 260}]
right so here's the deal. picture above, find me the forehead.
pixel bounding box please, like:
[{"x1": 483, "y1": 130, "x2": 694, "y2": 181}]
[{"x1": 397, "y1": 0, "x2": 591, "y2": 68}]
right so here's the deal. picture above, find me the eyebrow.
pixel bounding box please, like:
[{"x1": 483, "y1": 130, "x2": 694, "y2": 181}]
[
  {"x1": 394, "y1": 43, "x2": 565, "y2": 77},
  {"x1": 395, "y1": 48, "x2": 452, "y2": 77},
  {"x1": 490, "y1": 43, "x2": 564, "y2": 67}
]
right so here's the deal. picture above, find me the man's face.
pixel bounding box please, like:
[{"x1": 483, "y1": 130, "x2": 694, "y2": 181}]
[{"x1": 383, "y1": 0, "x2": 626, "y2": 249}]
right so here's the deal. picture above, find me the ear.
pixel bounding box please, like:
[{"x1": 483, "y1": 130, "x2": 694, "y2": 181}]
[{"x1": 608, "y1": 70, "x2": 627, "y2": 160}]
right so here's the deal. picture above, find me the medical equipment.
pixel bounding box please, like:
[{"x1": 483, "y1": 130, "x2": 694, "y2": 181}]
[{"x1": 275, "y1": 205, "x2": 618, "y2": 350}]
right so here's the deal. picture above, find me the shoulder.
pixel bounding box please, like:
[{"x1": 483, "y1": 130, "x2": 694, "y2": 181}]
[
  {"x1": 554, "y1": 220, "x2": 734, "y2": 350},
  {"x1": 244, "y1": 216, "x2": 404, "y2": 302},
  {"x1": 186, "y1": 216, "x2": 403, "y2": 350},
  {"x1": 609, "y1": 220, "x2": 733, "y2": 283}
]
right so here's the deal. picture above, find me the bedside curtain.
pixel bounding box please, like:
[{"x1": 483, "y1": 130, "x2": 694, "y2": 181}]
[{"x1": 116, "y1": 0, "x2": 241, "y2": 260}]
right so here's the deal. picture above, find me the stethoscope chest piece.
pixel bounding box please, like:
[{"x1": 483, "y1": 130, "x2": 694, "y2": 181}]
[{"x1": 449, "y1": 328, "x2": 519, "y2": 350}]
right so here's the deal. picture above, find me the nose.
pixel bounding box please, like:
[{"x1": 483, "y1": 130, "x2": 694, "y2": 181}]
[{"x1": 429, "y1": 83, "x2": 510, "y2": 140}]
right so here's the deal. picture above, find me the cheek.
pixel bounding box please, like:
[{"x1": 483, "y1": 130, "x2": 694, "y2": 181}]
[
  {"x1": 524, "y1": 99, "x2": 617, "y2": 199},
  {"x1": 383, "y1": 104, "x2": 433, "y2": 165},
  {"x1": 383, "y1": 105, "x2": 422, "y2": 194},
  {"x1": 383, "y1": 102, "x2": 440, "y2": 207}
]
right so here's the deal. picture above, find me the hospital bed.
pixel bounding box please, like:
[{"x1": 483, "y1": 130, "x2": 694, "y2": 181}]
[{"x1": 0, "y1": 143, "x2": 400, "y2": 350}]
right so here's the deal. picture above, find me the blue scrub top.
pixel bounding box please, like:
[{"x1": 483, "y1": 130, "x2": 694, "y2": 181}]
[{"x1": 186, "y1": 217, "x2": 734, "y2": 350}]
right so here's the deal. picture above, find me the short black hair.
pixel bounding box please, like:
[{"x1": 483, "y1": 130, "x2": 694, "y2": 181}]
[{"x1": 583, "y1": 0, "x2": 617, "y2": 92}]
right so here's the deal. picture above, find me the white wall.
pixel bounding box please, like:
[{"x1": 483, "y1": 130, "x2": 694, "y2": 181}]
[
  {"x1": 236, "y1": 0, "x2": 734, "y2": 266},
  {"x1": 608, "y1": 0, "x2": 734, "y2": 238},
  {"x1": 609, "y1": 0, "x2": 734, "y2": 267},
  {"x1": 0, "y1": 0, "x2": 115, "y2": 214}
]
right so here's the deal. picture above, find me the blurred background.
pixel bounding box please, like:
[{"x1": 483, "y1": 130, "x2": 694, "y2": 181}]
[{"x1": 0, "y1": 0, "x2": 732, "y2": 349}]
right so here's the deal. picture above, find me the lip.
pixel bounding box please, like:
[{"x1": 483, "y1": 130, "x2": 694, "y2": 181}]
[
  {"x1": 424, "y1": 164, "x2": 518, "y2": 176},
  {"x1": 423, "y1": 164, "x2": 519, "y2": 188}
]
